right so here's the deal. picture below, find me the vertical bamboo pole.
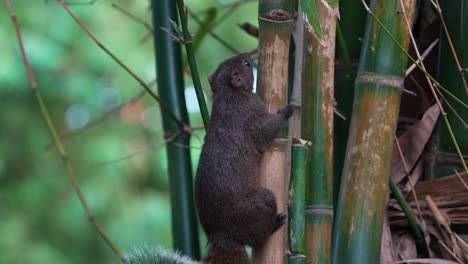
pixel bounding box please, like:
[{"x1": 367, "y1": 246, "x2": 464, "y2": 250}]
[
  {"x1": 301, "y1": 0, "x2": 337, "y2": 263},
  {"x1": 254, "y1": 1, "x2": 296, "y2": 263},
  {"x1": 288, "y1": 139, "x2": 310, "y2": 264},
  {"x1": 332, "y1": 0, "x2": 416, "y2": 263},
  {"x1": 434, "y1": 0, "x2": 468, "y2": 177},
  {"x1": 333, "y1": 0, "x2": 367, "y2": 206},
  {"x1": 151, "y1": 0, "x2": 200, "y2": 259}
]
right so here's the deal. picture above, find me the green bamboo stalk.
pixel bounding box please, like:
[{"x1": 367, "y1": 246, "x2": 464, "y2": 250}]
[
  {"x1": 332, "y1": 0, "x2": 416, "y2": 263},
  {"x1": 151, "y1": 0, "x2": 200, "y2": 259},
  {"x1": 335, "y1": 23, "x2": 354, "y2": 80},
  {"x1": 434, "y1": 0, "x2": 468, "y2": 177},
  {"x1": 254, "y1": 1, "x2": 296, "y2": 263},
  {"x1": 176, "y1": 0, "x2": 210, "y2": 131},
  {"x1": 388, "y1": 179, "x2": 423, "y2": 240},
  {"x1": 333, "y1": 0, "x2": 367, "y2": 208},
  {"x1": 288, "y1": 139, "x2": 310, "y2": 264},
  {"x1": 301, "y1": 0, "x2": 337, "y2": 263}
]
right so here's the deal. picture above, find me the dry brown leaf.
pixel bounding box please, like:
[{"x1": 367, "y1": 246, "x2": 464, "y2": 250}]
[
  {"x1": 393, "y1": 231, "x2": 418, "y2": 261},
  {"x1": 391, "y1": 104, "x2": 440, "y2": 184},
  {"x1": 382, "y1": 210, "x2": 397, "y2": 263},
  {"x1": 389, "y1": 173, "x2": 468, "y2": 225}
]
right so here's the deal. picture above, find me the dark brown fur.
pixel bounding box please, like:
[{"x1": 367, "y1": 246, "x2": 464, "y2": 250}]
[{"x1": 195, "y1": 54, "x2": 293, "y2": 263}]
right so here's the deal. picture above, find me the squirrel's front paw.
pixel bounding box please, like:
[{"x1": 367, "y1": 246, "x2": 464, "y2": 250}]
[
  {"x1": 277, "y1": 105, "x2": 294, "y2": 119},
  {"x1": 273, "y1": 213, "x2": 287, "y2": 232}
]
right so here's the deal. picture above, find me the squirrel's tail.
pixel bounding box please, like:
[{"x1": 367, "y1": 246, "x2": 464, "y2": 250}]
[
  {"x1": 123, "y1": 245, "x2": 197, "y2": 264},
  {"x1": 123, "y1": 245, "x2": 249, "y2": 264}
]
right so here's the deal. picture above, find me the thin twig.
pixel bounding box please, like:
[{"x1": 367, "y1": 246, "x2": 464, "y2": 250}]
[
  {"x1": 56, "y1": 0, "x2": 185, "y2": 128},
  {"x1": 438, "y1": 239, "x2": 463, "y2": 264},
  {"x1": 95, "y1": 132, "x2": 180, "y2": 166},
  {"x1": 65, "y1": 0, "x2": 97, "y2": 5},
  {"x1": 111, "y1": 3, "x2": 153, "y2": 33},
  {"x1": 188, "y1": 9, "x2": 239, "y2": 54},
  {"x1": 3, "y1": 0, "x2": 124, "y2": 260},
  {"x1": 394, "y1": 137, "x2": 423, "y2": 222},
  {"x1": 54, "y1": 79, "x2": 155, "y2": 144},
  {"x1": 195, "y1": 0, "x2": 256, "y2": 15},
  {"x1": 3, "y1": 1, "x2": 37, "y2": 89},
  {"x1": 432, "y1": 0, "x2": 468, "y2": 96},
  {"x1": 398, "y1": 0, "x2": 446, "y2": 115},
  {"x1": 435, "y1": 87, "x2": 468, "y2": 129},
  {"x1": 171, "y1": 141, "x2": 202, "y2": 150},
  {"x1": 454, "y1": 170, "x2": 468, "y2": 191},
  {"x1": 405, "y1": 38, "x2": 439, "y2": 77}
]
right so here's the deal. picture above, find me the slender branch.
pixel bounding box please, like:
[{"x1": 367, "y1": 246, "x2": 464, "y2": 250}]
[
  {"x1": 195, "y1": 0, "x2": 256, "y2": 15},
  {"x1": 405, "y1": 38, "x2": 439, "y2": 77},
  {"x1": 3, "y1": 0, "x2": 124, "y2": 260},
  {"x1": 56, "y1": 0, "x2": 185, "y2": 128},
  {"x1": 398, "y1": 0, "x2": 446, "y2": 114},
  {"x1": 435, "y1": 87, "x2": 468, "y2": 129},
  {"x1": 111, "y1": 3, "x2": 153, "y2": 33},
  {"x1": 176, "y1": 1, "x2": 210, "y2": 130},
  {"x1": 54, "y1": 79, "x2": 155, "y2": 144},
  {"x1": 438, "y1": 240, "x2": 463, "y2": 264},
  {"x1": 188, "y1": 9, "x2": 240, "y2": 54},
  {"x1": 94, "y1": 131, "x2": 180, "y2": 166},
  {"x1": 394, "y1": 137, "x2": 423, "y2": 222},
  {"x1": 432, "y1": 0, "x2": 468, "y2": 96},
  {"x1": 65, "y1": 0, "x2": 97, "y2": 5},
  {"x1": 454, "y1": 170, "x2": 468, "y2": 191},
  {"x1": 388, "y1": 178, "x2": 423, "y2": 240},
  {"x1": 336, "y1": 22, "x2": 355, "y2": 79},
  {"x1": 3, "y1": 1, "x2": 37, "y2": 89}
]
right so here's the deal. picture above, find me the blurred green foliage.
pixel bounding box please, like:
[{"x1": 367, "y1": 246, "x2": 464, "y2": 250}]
[{"x1": 0, "y1": 0, "x2": 258, "y2": 263}]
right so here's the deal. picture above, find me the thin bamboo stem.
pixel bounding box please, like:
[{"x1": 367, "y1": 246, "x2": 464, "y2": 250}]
[
  {"x1": 288, "y1": 139, "x2": 310, "y2": 264},
  {"x1": 176, "y1": 0, "x2": 210, "y2": 130},
  {"x1": 336, "y1": 22, "x2": 354, "y2": 79},
  {"x1": 388, "y1": 179, "x2": 423, "y2": 240},
  {"x1": 394, "y1": 137, "x2": 423, "y2": 221}
]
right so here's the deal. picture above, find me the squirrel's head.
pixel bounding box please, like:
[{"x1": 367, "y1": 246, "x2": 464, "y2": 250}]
[{"x1": 208, "y1": 53, "x2": 254, "y2": 95}]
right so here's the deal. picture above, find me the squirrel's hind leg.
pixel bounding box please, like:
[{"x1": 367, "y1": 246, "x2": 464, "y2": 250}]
[{"x1": 235, "y1": 188, "x2": 286, "y2": 247}]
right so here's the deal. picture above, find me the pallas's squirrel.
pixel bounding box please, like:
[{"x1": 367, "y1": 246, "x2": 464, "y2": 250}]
[{"x1": 124, "y1": 54, "x2": 293, "y2": 264}]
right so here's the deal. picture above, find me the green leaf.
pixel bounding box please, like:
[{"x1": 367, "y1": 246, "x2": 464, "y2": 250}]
[{"x1": 300, "y1": 0, "x2": 325, "y2": 46}]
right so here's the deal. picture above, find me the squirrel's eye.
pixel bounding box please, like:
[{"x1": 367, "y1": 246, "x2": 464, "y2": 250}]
[{"x1": 243, "y1": 59, "x2": 251, "y2": 68}]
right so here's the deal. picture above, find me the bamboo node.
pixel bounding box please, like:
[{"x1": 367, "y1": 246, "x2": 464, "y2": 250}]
[
  {"x1": 266, "y1": 9, "x2": 291, "y2": 21},
  {"x1": 356, "y1": 72, "x2": 405, "y2": 90}
]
